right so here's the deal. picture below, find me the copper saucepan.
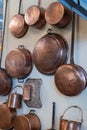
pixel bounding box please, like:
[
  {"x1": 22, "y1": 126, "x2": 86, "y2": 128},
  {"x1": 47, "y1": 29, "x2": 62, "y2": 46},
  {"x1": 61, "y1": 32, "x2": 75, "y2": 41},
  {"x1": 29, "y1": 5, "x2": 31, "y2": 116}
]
[
  {"x1": 13, "y1": 110, "x2": 41, "y2": 130},
  {"x1": 45, "y1": 2, "x2": 72, "y2": 28},
  {"x1": 9, "y1": 0, "x2": 28, "y2": 38},
  {"x1": 54, "y1": 12, "x2": 87, "y2": 96},
  {"x1": 5, "y1": 45, "x2": 33, "y2": 79},
  {"x1": 24, "y1": 0, "x2": 46, "y2": 29},
  {"x1": 33, "y1": 29, "x2": 69, "y2": 75},
  {"x1": 0, "y1": 102, "x2": 16, "y2": 130}
]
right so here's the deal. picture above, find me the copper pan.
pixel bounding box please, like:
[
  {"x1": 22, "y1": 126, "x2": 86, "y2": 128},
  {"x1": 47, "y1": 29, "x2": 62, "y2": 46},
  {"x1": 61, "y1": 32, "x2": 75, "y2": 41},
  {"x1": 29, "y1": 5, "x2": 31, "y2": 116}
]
[
  {"x1": 5, "y1": 45, "x2": 33, "y2": 79},
  {"x1": 9, "y1": 0, "x2": 28, "y2": 38},
  {"x1": 13, "y1": 110, "x2": 41, "y2": 130},
  {"x1": 54, "y1": 12, "x2": 87, "y2": 96},
  {"x1": 0, "y1": 102, "x2": 16, "y2": 130},
  {"x1": 24, "y1": 0, "x2": 46, "y2": 29},
  {"x1": 45, "y1": 2, "x2": 72, "y2": 28},
  {"x1": 33, "y1": 29, "x2": 68, "y2": 75}
]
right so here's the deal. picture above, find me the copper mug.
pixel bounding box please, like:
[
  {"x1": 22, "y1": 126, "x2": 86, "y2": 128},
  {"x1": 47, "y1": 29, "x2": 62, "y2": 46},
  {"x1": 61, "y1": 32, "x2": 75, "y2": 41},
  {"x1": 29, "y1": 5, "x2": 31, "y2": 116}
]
[
  {"x1": 7, "y1": 85, "x2": 23, "y2": 109},
  {"x1": 59, "y1": 106, "x2": 83, "y2": 130}
]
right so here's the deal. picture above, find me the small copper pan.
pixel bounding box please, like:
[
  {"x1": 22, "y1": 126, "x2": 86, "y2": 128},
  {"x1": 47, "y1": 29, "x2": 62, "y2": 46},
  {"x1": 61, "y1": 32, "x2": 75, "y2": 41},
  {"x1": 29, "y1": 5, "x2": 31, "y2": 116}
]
[
  {"x1": 24, "y1": 0, "x2": 46, "y2": 29},
  {"x1": 9, "y1": 0, "x2": 28, "y2": 38},
  {"x1": 45, "y1": 2, "x2": 72, "y2": 28}
]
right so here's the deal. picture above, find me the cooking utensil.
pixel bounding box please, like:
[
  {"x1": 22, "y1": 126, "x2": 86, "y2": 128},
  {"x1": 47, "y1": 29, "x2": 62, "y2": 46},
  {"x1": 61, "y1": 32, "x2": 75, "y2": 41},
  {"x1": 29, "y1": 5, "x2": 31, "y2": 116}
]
[
  {"x1": 24, "y1": 0, "x2": 46, "y2": 29},
  {"x1": 0, "y1": 102, "x2": 16, "y2": 130},
  {"x1": 23, "y1": 78, "x2": 42, "y2": 108},
  {"x1": 48, "y1": 102, "x2": 56, "y2": 130},
  {"x1": 54, "y1": 12, "x2": 87, "y2": 96},
  {"x1": 5, "y1": 45, "x2": 33, "y2": 79},
  {"x1": 9, "y1": 0, "x2": 28, "y2": 38},
  {"x1": 45, "y1": 2, "x2": 72, "y2": 28},
  {"x1": 33, "y1": 29, "x2": 68, "y2": 75},
  {"x1": 59, "y1": 106, "x2": 83, "y2": 130},
  {"x1": 8, "y1": 85, "x2": 23, "y2": 109},
  {"x1": 13, "y1": 110, "x2": 41, "y2": 130}
]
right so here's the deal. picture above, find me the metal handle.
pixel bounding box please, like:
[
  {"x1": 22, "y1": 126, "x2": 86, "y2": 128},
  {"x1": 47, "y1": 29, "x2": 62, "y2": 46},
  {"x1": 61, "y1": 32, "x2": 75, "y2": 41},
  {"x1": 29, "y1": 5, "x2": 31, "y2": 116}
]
[
  {"x1": 37, "y1": 0, "x2": 41, "y2": 7},
  {"x1": 29, "y1": 110, "x2": 35, "y2": 114},
  {"x1": 11, "y1": 85, "x2": 23, "y2": 94},
  {"x1": 52, "y1": 102, "x2": 56, "y2": 129},
  {"x1": 18, "y1": 45, "x2": 24, "y2": 49},
  {"x1": 18, "y1": 0, "x2": 22, "y2": 14},
  {"x1": 61, "y1": 105, "x2": 83, "y2": 123},
  {"x1": 47, "y1": 28, "x2": 53, "y2": 34}
]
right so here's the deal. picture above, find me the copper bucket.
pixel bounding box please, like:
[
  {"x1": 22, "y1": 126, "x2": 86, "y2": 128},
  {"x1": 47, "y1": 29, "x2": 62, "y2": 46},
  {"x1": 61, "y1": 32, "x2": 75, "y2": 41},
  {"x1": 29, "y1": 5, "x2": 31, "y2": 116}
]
[
  {"x1": 45, "y1": 2, "x2": 72, "y2": 28},
  {"x1": 13, "y1": 110, "x2": 41, "y2": 130},
  {"x1": 24, "y1": 0, "x2": 46, "y2": 29},
  {"x1": 0, "y1": 102, "x2": 16, "y2": 130},
  {"x1": 7, "y1": 85, "x2": 23, "y2": 109},
  {"x1": 59, "y1": 106, "x2": 83, "y2": 130}
]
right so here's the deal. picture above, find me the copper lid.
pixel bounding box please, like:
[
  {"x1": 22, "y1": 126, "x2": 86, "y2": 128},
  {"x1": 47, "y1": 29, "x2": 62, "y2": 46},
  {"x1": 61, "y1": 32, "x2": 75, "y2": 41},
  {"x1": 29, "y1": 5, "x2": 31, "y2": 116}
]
[
  {"x1": 25, "y1": 5, "x2": 40, "y2": 25},
  {"x1": 45, "y1": 2, "x2": 64, "y2": 25}
]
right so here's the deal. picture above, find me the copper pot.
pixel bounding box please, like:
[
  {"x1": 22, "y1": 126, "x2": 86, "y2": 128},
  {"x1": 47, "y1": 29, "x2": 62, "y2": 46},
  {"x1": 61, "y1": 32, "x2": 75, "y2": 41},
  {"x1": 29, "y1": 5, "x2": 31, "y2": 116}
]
[
  {"x1": 60, "y1": 106, "x2": 83, "y2": 130},
  {"x1": 33, "y1": 30, "x2": 68, "y2": 75},
  {"x1": 54, "y1": 12, "x2": 87, "y2": 96},
  {"x1": 9, "y1": 0, "x2": 28, "y2": 38},
  {"x1": 45, "y1": 2, "x2": 72, "y2": 28},
  {"x1": 0, "y1": 68, "x2": 12, "y2": 96},
  {"x1": 13, "y1": 110, "x2": 41, "y2": 130},
  {"x1": 5, "y1": 45, "x2": 33, "y2": 79},
  {"x1": 24, "y1": 5, "x2": 46, "y2": 29},
  {"x1": 0, "y1": 102, "x2": 16, "y2": 130},
  {"x1": 8, "y1": 86, "x2": 23, "y2": 109}
]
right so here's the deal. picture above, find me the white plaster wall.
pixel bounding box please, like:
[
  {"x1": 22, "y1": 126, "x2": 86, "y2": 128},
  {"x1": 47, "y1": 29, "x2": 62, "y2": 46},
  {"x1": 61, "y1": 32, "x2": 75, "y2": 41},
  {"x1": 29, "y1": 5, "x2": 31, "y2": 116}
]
[{"x1": 1, "y1": 0, "x2": 87, "y2": 130}]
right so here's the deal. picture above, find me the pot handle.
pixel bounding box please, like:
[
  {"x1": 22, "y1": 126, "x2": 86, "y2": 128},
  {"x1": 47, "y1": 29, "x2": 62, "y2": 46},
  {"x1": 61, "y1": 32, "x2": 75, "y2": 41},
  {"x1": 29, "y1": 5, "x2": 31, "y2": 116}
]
[
  {"x1": 60, "y1": 106, "x2": 83, "y2": 123},
  {"x1": 29, "y1": 110, "x2": 35, "y2": 114},
  {"x1": 10, "y1": 85, "x2": 23, "y2": 95}
]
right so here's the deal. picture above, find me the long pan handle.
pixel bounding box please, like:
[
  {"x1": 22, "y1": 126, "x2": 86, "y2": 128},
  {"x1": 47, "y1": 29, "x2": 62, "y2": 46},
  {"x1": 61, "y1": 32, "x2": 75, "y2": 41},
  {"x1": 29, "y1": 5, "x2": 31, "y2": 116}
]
[{"x1": 52, "y1": 102, "x2": 56, "y2": 129}]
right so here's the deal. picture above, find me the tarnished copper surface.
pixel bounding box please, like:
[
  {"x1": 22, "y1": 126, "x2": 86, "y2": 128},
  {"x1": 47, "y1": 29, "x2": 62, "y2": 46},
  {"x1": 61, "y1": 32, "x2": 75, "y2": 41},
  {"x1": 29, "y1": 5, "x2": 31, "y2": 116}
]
[
  {"x1": 45, "y1": 2, "x2": 72, "y2": 28},
  {"x1": 5, "y1": 46, "x2": 33, "y2": 79},
  {"x1": 13, "y1": 112, "x2": 41, "y2": 130},
  {"x1": 8, "y1": 93, "x2": 22, "y2": 109},
  {"x1": 25, "y1": 5, "x2": 46, "y2": 29},
  {"x1": 0, "y1": 103, "x2": 16, "y2": 129},
  {"x1": 9, "y1": 14, "x2": 28, "y2": 38},
  {"x1": 55, "y1": 64, "x2": 87, "y2": 96},
  {"x1": 33, "y1": 33, "x2": 68, "y2": 75},
  {"x1": 0, "y1": 68, "x2": 12, "y2": 96}
]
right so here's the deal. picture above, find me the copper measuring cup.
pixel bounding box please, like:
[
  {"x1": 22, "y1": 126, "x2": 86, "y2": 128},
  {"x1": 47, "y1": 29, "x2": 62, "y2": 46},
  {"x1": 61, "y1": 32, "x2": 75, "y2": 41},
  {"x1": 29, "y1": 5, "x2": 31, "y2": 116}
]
[
  {"x1": 7, "y1": 85, "x2": 23, "y2": 109},
  {"x1": 59, "y1": 106, "x2": 83, "y2": 130}
]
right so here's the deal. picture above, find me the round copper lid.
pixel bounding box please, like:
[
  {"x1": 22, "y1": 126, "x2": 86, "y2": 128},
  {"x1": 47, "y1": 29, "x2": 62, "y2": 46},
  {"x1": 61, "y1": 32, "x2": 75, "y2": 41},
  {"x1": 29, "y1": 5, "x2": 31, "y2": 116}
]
[
  {"x1": 9, "y1": 14, "x2": 26, "y2": 36},
  {"x1": 25, "y1": 5, "x2": 40, "y2": 25},
  {"x1": 45, "y1": 2, "x2": 64, "y2": 25}
]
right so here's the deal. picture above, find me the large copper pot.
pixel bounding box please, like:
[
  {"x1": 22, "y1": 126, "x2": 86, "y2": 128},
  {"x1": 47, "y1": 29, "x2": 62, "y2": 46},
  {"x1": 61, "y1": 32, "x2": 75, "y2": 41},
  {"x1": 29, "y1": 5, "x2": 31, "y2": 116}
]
[
  {"x1": 5, "y1": 45, "x2": 33, "y2": 79},
  {"x1": 0, "y1": 68, "x2": 12, "y2": 96},
  {"x1": 45, "y1": 2, "x2": 72, "y2": 28},
  {"x1": 13, "y1": 110, "x2": 41, "y2": 130},
  {"x1": 33, "y1": 30, "x2": 68, "y2": 75},
  {"x1": 9, "y1": 0, "x2": 28, "y2": 38},
  {"x1": 24, "y1": 5, "x2": 46, "y2": 29},
  {"x1": 0, "y1": 102, "x2": 16, "y2": 130}
]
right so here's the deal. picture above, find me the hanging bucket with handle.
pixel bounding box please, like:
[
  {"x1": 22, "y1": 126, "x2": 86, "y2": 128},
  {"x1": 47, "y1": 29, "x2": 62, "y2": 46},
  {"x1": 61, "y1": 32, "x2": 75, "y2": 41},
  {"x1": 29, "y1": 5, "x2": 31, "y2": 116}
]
[
  {"x1": 59, "y1": 106, "x2": 83, "y2": 130},
  {"x1": 7, "y1": 85, "x2": 23, "y2": 109}
]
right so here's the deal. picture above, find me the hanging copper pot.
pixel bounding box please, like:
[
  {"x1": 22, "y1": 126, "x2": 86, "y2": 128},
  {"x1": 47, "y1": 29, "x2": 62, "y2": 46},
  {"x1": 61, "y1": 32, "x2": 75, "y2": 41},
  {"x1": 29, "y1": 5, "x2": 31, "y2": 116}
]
[
  {"x1": 54, "y1": 12, "x2": 87, "y2": 96},
  {"x1": 9, "y1": 0, "x2": 28, "y2": 38},
  {"x1": 8, "y1": 85, "x2": 23, "y2": 109},
  {"x1": 13, "y1": 110, "x2": 41, "y2": 130},
  {"x1": 0, "y1": 102, "x2": 16, "y2": 130},
  {"x1": 0, "y1": 68, "x2": 12, "y2": 96},
  {"x1": 24, "y1": 0, "x2": 46, "y2": 29},
  {"x1": 60, "y1": 106, "x2": 83, "y2": 130},
  {"x1": 45, "y1": 2, "x2": 72, "y2": 28},
  {"x1": 5, "y1": 45, "x2": 33, "y2": 79},
  {"x1": 33, "y1": 29, "x2": 68, "y2": 75}
]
